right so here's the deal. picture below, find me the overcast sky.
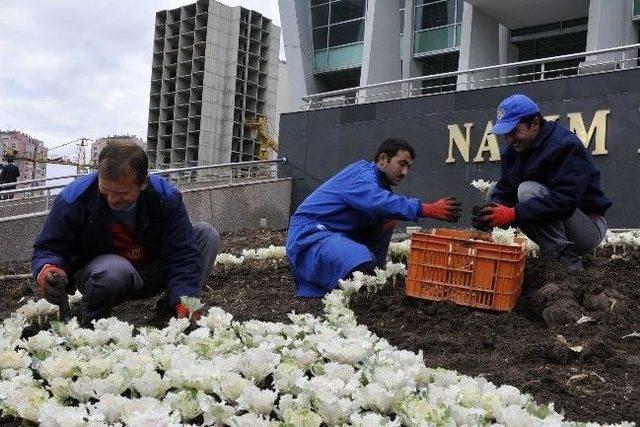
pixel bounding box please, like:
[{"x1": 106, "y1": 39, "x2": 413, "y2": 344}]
[{"x1": 0, "y1": 0, "x2": 280, "y2": 158}]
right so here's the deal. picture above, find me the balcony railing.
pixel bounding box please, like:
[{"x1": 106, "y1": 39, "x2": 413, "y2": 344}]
[{"x1": 302, "y1": 43, "x2": 640, "y2": 109}]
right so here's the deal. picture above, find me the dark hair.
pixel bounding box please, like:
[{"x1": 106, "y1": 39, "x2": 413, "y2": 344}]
[
  {"x1": 98, "y1": 140, "x2": 148, "y2": 183},
  {"x1": 373, "y1": 138, "x2": 415, "y2": 163},
  {"x1": 519, "y1": 112, "x2": 544, "y2": 126}
]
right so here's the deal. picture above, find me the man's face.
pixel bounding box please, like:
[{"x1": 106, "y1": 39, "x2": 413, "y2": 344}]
[
  {"x1": 504, "y1": 119, "x2": 540, "y2": 152},
  {"x1": 98, "y1": 171, "x2": 147, "y2": 211},
  {"x1": 376, "y1": 150, "x2": 413, "y2": 186}
]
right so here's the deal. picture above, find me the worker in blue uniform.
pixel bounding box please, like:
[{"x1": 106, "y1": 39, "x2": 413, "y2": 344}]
[
  {"x1": 287, "y1": 138, "x2": 461, "y2": 297},
  {"x1": 473, "y1": 94, "x2": 611, "y2": 271}
]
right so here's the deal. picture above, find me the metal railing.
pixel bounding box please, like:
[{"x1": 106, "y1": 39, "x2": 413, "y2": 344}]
[
  {"x1": 302, "y1": 43, "x2": 640, "y2": 109},
  {"x1": 0, "y1": 158, "x2": 287, "y2": 210}
]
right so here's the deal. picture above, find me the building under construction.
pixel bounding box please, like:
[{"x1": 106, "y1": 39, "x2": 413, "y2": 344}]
[{"x1": 146, "y1": 0, "x2": 281, "y2": 169}]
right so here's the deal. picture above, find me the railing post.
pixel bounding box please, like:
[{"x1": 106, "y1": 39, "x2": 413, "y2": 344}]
[
  {"x1": 540, "y1": 62, "x2": 546, "y2": 80},
  {"x1": 45, "y1": 189, "x2": 51, "y2": 210},
  {"x1": 229, "y1": 165, "x2": 233, "y2": 185}
]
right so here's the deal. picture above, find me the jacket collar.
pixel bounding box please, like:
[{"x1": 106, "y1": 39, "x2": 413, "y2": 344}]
[{"x1": 530, "y1": 120, "x2": 556, "y2": 150}]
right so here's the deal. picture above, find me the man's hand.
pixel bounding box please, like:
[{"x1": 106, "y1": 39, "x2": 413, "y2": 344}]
[
  {"x1": 421, "y1": 197, "x2": 462, "y2": 223},
  {"x1": 175, "y1": 303, "x2": 202, "y2": 321},
  {"x1": 37, "y1": 264, "x2": 69, "y2": 307},
  {"x1": 479, "y1": 203, "x2": 516, "y2": 228}
]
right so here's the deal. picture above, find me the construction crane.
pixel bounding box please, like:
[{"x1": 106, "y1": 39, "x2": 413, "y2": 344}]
[
  {"x1": 4, "y1": 138, "x2": 93, "y2": 176},
  {"x1": 244, "y1": 115, "x2": 278, "y2": 161}
]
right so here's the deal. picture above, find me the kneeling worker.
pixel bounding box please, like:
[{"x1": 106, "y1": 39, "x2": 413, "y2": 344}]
[
  {"x1": 287, "y1": 138, "x2": 461, "y2": 297},
  {"x1": 32, "y1": 140, "x2": 220, "y2": 324},
  {"x1": 475, "y1": 94, "x2": 611, "y2": 271}
]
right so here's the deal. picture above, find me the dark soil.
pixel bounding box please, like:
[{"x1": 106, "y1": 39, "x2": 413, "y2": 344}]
[{"x1": 1, "y1": 230, "x2": 638, "y2": 424}]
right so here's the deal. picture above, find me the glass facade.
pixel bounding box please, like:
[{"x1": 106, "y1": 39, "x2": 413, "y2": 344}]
[
  {"x1": 635, "y1": 0, "x2": 640, "y2": 16},
  {"x1": 312, "y1": 0, "x2": 366, "y2": 72},
  {"x1": 413, "y1": 0, "x2": 463, "y2": 55}
]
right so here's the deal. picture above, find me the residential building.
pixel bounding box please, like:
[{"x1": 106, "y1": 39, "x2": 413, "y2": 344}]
[
  {"x1": 91, "y1": 135, "x2": 145, "y2": 165},
  {"x1": 147, "y1": 0, "x2": 281, "y2": 168},
  {"x1": 280, "y1": 0, "x2": 640, "y2": 108},
  {"x1": 0, "y1": 131, "x2": 48, "y2": 183}
]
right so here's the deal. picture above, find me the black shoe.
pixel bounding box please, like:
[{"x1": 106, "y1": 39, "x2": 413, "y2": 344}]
[{"x1": 151, "y1": 297, "x2": 174, "y2": 327}]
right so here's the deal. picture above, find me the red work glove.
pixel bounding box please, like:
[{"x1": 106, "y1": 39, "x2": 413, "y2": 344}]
[
  {"x1": 175, "y1": 303, "x2": 202, "y2": 321},
  {"x1": 480, "y1": 203, "x2": 516, "y2": 227},
  {"x1": 36, "y1": 264, "x2": 69, "y2": 306},
  {"x1": 421, "y1": 197, "x2": 462, "y2": 223}
]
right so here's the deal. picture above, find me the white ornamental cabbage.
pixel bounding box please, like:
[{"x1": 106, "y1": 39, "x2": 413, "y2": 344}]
[
  {"x1": 216, "y1": 372, "x2": 253, "y2": 403},
  {"x1": 238, "y1": 348, "x2": 280, "y2": 384},
  {"x1": 196, "y1": 306, "x2": 234, "y2": 330},
  {"x1": 312, "y1": 389, "x2": 359, "y2": 426},
  {"x1": 273, "y1": 361, "x2": 305, "y2": 393},
  {"x1": 492, "y1": 226, "x2": 518, "y2": 245},
  {"x1": 164, "y1": 389, "x2": 202, "y2": 421},
  {"x1": 21, "y1": 330, "x2": 64, "y2": 355},
  {"x1": 349, "y1": 411, "x2": 401, "y2": 427},
  {"x1": 131, "y1": 369, "x2": 169, "y2": 398},
  {"x1": 3, "y1": 383, "x2": 50, "y2": 422},
  {"x1": 227, "y1": 412, "x2": 279, "y2": 427},
  {"x1": 38, "y1": 400, "x2": 97, "y2": 427},
  {"x1": 282, "y1": 406, "x2": 323, "y2": 427},
  {"x1": 36, "y1": 351, "x2": 78, "y2": 382},
  {"x1": 236, "y1": 384, "x2": 277, "y2": 415},
  {"x1": 0, "y1": 349, "x2": 31, "y2": 370},
  {"x1": 93, "y1": 317, "x2": 134, "y2": 346},
  {"x1": 198, "y1": 390, "x2": 236, "y2": 425},
  {"x1": 354, "y1": 382, "x2": 401, "y2": 414},
  {"x1": 16, "y1": 299, "x2": 59, "y2": 328},
  {"x1": 215, "y1": 253, "x2": 245, "y2": 266}
]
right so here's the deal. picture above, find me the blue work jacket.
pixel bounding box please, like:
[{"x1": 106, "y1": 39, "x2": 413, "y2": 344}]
[
  {"x1": 31, "y1": 173, "x2": 200, "y2": 307},
  {"x1": 286, "y1": 160, "x2": 421, "y2": 296},
  {"x1": 491, "y1": 120, "x2": 611, "y2": 223}
]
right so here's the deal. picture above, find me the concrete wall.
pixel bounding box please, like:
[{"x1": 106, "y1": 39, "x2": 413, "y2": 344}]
[
  {"x1": 279, "y1": 0, "x2": 319, "y2": 110},
  {"x1": 0, "y1": 179, "x2": 291, "y2": 263},
  {"x1": 360, "y1": 0, "x2": 402, "y2": 101},
  {"x1": 279, "y1": 68, "x2": 640, "y2": 228},
  {"x1": 458, "y1": 2, "x2": 502, "y2": 89}
]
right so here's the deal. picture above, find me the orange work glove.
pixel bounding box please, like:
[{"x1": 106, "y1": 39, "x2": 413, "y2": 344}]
[
  {"x1": 36, "y1": 264, "x2": 69, "y2": 306},
  {"x1": 420, "y1": 197, "x2": 462, "y2": 222},
  {"x1": 175, "y1": 303, "x2": 202, "y2": 321},
  {"x1": 480, "y1": 203, "x2": 516, "y2": 227}
]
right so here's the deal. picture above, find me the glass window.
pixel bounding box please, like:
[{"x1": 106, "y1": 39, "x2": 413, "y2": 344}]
[
  {"x1": 414, "y1": 24, "x2": 460, "y2": 53},
  {"x1": 329, "y1": 19, "x2": 365, "y2": 47},
  {"x1": 311, "y1": 0, "x2": 329, "y2": 6},
  {"x1": 311, "y1": 4, "x2": 329, "y2": 28},
  {"x1": 415, "y1": 1, "x2": 455, "y2": 31},
  {"x1": 635, "y1": 0, "x2": 640, "y2": 15},
  {"x1": 330, "y1": 0, "x2": 366, "y2": 24},
  {"x1": 313, "y1": 27, "x2": 328, "y2": 49},
  {"x1": 327, "y1": 43, "x2": 364, "y2": 69},
  {"x1": 314, "y1": 50, "x2": 328, "y2": 71}
]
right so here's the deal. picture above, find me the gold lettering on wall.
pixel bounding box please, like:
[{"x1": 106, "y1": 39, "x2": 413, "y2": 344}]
[
  {"x1": 567, "y1": 109, "x2": 610, "y2": 155},
  {"x1": 446, "y1": 123, "x2": 473, "y2": 163},
  {"x1": 473, "y1": 121, "x2": 500, "y2": 162}
]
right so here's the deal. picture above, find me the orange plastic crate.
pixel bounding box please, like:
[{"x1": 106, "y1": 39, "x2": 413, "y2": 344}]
[{"x1": 405, "y1": 228, "x2": 527, "y2": 312}]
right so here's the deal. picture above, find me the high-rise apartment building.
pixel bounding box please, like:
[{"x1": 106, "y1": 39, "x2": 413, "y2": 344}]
[
  {"x1": 0, "y1": 131, "x2": 48, "y2": 182},
  {"x1": 280, "y1": 0, "x2": 640, "y2": 108},
  {"x1": 91, "y1": 135, "x2": 145, "y2": 165},
  {"x1": 147, "y1": 0, "x2": 280, "y2": 169}
]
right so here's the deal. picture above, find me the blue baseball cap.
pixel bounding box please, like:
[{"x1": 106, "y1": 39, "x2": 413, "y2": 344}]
[{"x1": 491, "y1": 94, "x2": 540, "y2": 134}]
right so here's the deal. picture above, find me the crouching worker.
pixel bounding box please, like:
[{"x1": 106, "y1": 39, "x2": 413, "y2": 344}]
[
  {"x1": 31, "y1": 140, "x2": 220, "y2": 325},
  {"x1": 474, "y1": 94, "x2": 611, "y2": 271},
  {"x1": 286, "y1": 138, "x2": 461, "y2": 297}
]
